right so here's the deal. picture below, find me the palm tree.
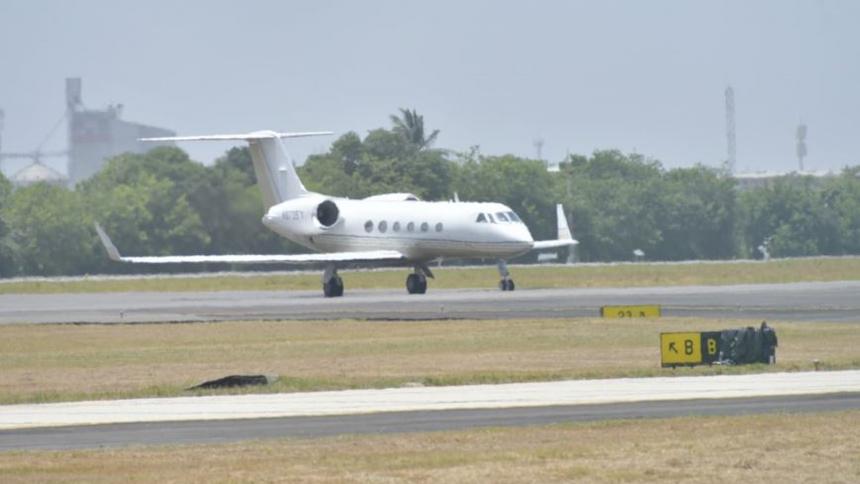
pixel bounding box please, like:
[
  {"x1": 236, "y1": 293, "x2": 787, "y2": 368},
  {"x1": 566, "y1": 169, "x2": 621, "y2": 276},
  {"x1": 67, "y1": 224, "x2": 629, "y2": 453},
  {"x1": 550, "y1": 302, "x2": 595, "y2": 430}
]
[{"x1": 389, "y1": 108, "x2": 440, "y2": 150}]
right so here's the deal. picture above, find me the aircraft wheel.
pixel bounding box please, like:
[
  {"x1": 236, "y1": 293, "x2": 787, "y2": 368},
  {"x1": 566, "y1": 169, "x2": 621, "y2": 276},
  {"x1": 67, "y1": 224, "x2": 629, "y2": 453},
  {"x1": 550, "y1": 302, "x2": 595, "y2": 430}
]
[
  {"x1": 406, "y1": 274, "x2": 427, "y2": 295},
  {"x1": 499, "y1": 279, "x2": 515, "y2": 291},
  {"x1": 323, "y1": 276, "x2": 344, "y2": 297}
]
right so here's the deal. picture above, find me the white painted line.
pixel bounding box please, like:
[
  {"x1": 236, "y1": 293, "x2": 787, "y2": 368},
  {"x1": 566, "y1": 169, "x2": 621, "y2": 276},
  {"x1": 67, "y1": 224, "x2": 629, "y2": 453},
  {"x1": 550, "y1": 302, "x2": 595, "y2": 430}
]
[{"x1": 1, "y1": 371, "x2": 858, "y2": 430}]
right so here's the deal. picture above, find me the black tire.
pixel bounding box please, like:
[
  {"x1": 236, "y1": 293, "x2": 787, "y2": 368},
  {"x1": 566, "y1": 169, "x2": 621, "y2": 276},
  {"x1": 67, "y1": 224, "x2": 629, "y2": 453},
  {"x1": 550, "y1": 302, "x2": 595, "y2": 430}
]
[
  {"x1": 324, "y1": 276, "x2": 344, "y2": 298},
  {"x1": 406, "y1": 274, "x2": 427, "y2": 295},
  {"x1": 406, "y1": 274, "x2": 418, "y2": 294},
  {"x1": 507, "y1": 279, "x2": 515, "y2": 291},
  {"x1": 333, "y1": 276, "x2": 344, "y2": 297}
]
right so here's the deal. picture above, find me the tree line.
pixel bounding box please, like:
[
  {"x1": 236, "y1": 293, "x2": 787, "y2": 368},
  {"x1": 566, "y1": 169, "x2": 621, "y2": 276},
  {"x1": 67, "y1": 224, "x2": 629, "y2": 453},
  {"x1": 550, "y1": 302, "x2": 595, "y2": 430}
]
[{"x1": 1, "y1": 108, "x2": 859, "y2": 277}]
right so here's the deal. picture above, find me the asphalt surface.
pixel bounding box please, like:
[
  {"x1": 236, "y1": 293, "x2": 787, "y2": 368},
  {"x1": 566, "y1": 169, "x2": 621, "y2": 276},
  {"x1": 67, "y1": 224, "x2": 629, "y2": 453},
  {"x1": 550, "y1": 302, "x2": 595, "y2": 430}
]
[
  {"x1": 2, "y1": 393, "x2": 857, "y2": 451},
  {"x1": 1, "y1": 280, "x2": 859, "y2": 324},
  {"x1": 1, "y1": 281, "x2": 857, "y2": 452}
]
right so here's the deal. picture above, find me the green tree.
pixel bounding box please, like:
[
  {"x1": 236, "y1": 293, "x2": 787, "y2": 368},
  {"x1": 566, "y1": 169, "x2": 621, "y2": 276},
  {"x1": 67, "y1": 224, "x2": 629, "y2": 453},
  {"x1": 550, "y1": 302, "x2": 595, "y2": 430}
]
[
  {"x1": 390, "y1": 108, "x2": 440, "y2": 150},
  {"x1": 656, "y1": 166, "x2": 737, "y2": 260},
  {"x1": 301, "y1": 128, "x2": 453, "y2": 201},
  {"x1": 737, "y1": 176, "x2": 840, "y2": 257},
  {"x1": 80, "y1": 150, "x2": 211, "y2": 269},
  {"x1": 0, "y1": 173, "x2": 20, "y2": 276},
  {"x1": 330, "y1": 131, "x2": 363, "y2": 175},
  {"x1": 3, "y1": 183, "x2": 95, "y2": 275},
  {"x1": 822, "y1": 168, "x2": 860, "y2": 254},
  {"x1": 557, "y1": 150, "x2": 665, "y2": 261}
]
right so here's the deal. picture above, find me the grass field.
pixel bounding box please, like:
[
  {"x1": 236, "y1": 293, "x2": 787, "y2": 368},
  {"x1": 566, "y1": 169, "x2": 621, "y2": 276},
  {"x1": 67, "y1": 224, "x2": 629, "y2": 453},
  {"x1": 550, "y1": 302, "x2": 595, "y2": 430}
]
[
  {"x1": 1, "y1": 317, "x2": 857, "y2": 404},
  {"x1": 1, "y1": 257, "x2": 859, "y2": 294},
  {"x1": 1, "y1": 411, "x2": 857, "y2": 482}
]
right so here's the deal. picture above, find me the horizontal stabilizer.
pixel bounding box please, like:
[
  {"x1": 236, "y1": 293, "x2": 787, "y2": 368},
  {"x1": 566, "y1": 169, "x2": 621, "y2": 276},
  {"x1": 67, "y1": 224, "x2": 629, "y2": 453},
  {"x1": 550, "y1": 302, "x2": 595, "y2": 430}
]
[
  {"x1": 532, "y1": 239, "x2": 578, "y2": 250},
  {"x1": 140, "y1": 130, "x2": 333, "y2": 142}
]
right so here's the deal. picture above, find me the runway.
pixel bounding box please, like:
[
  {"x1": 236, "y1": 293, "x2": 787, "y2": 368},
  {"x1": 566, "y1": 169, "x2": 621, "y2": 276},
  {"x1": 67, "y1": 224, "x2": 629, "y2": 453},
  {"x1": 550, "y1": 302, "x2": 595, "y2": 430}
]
[
  {"x1": 2, "y1": 370, "x2": 859, "y2": 450},
  {"x1": 1, "y1": 280, "x2": 859, "y2": 324},
  {"x1": 3, "y1": 393, "x2": 857, "y2": 451}
]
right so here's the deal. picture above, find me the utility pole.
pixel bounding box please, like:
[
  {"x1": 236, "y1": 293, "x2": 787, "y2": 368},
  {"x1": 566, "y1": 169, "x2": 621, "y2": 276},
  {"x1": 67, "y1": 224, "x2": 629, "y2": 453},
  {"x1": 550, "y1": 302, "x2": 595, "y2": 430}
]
[
  {"x1": 796, "y1": 124, "x2": 807, "y2": 172},
  {"x1": 533, "y1": 137, "x2": 545, "y2": 167},
  {"x1": 725, "y1": 86, "x2": 737, "y2": 174},
  {"x1": 0, "y1": 109, "x2": 4, "y2": 173}
]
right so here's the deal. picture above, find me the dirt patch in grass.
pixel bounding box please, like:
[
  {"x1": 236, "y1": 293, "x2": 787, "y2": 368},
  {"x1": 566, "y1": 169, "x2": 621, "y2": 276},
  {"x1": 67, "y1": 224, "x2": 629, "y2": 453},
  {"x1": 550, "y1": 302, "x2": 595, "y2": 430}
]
[
  {"x1": 1, "y1": 317, "x2": 857, "y2": 404},
  {"x1": 2, "y1": 257, "x2": 859, "y2": 294},
  {"x1": 1, "y1": 411, "x2": 857, "y2": 483}
]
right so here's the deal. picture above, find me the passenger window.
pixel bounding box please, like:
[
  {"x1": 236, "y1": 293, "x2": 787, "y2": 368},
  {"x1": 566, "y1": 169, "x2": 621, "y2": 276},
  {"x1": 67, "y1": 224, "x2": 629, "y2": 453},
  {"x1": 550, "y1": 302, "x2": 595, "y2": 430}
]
[
  {"x1": 420, "y1": 222, "x2": 429, "y2": 232},
  {"x1": 476, "y1": 213, "x2": 487, "y2": 223},
  {"x1": 364, "y1": 220, "x2": 373, "y2": 233},
  {"x1": 407, "y1": 222, "x2": 415, "y2": 232},
  {"x1": 487, "y1": 213, "x2": 496, "y2": 223},
  {"x1": 393, "y1": 222, "x2": 401, "y2": 232},
  {"x1": 496, "y1": 212, "x2": 509, "y2": 222},
  {"x1": 435, "y1": 222, "x2": 443, "y2": 232},
  {"x1": 507, "y1": 211, "x2": 521, "y2": 222},
  {"x1": 378, "y1": 221, "x2": 388, "y2": 233}
]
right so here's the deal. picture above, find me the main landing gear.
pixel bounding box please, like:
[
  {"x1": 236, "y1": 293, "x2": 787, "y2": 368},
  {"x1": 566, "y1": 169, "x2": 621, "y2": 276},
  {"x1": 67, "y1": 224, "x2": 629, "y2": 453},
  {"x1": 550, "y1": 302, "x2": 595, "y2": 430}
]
[
  {"x1": 497, "y1": 260, "x2": 516, "y2": 292},
  {"x1": 406, "y1": 273, "x2": 427, "y2": 294},
  {"x1": 322, "y1": 264, "x2": 344, "y2": 298},
  {"x1": 406, "y1": 264, "x2": 434, "y2": 295}
]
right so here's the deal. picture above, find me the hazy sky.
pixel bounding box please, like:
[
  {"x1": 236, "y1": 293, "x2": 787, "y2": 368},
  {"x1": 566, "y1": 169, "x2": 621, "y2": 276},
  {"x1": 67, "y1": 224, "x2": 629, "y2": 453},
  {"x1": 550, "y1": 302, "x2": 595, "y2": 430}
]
[{"x1": 1, "y1": 0, "x2": 858, "y2": 177}]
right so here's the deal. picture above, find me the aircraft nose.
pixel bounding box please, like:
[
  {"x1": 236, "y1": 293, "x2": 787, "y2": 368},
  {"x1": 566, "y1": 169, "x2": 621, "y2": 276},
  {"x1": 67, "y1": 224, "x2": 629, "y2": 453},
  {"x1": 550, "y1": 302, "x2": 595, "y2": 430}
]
[{"x1": 508, "y1": 224, "x2": 534, "y2": 249}]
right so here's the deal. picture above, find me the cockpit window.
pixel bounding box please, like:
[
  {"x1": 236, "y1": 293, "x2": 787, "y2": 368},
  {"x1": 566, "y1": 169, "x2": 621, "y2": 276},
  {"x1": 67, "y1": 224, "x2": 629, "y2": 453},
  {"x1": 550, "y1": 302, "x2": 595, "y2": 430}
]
[
  {"x1": 495, "y1": 212, "x2": 509, "y2": 222},
  {"x1": 476, "y1": 213, "x2": 487, "y2": 223},
  {"x1": 487, "y1": 213, "x2": 496, "y2": 223},
  {"x1": 507, "y1": 211, "x2": 521, "y2": 222}
]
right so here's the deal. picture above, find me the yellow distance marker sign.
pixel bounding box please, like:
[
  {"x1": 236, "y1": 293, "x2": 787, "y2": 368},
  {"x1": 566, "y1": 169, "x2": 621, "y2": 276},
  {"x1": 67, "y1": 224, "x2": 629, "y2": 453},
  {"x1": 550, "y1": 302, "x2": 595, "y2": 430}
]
[
  {"x1": 660, "y1": 332, "x2": 702, "y2": 366},
  {"x1": 600, "y1": 305, "x2": 661, "y2": 318}
]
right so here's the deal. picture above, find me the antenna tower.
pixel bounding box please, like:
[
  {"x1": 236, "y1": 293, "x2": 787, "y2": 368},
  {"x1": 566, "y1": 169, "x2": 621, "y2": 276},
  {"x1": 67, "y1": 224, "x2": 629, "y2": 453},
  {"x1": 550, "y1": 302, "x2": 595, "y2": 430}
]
[
  {"x1": 533, "y1": 137, "x2": 545, "y2": 167},
  {"x1": 796, "y1": 124, "x2": 807, "y2": 171},
  {"x1": 725, "y1": 86, "x2": 736, "y2": 174},
  {"x1": 0, "y1": 109, "x2": 4, "y2": 167}
]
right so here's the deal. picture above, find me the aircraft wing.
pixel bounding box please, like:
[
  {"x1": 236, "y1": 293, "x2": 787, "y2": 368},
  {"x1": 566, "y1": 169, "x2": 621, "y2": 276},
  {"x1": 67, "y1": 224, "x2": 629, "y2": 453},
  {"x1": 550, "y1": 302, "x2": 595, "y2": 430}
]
[
  {"x1": 94, "y1": 224, "x2": 405, "y2": 265},
  {"x1": 532, "y1": 239, "x2": 578, "y2": 250},
  {"x1": 531, "y1": 203, "x2": 578, "y2": 250}
]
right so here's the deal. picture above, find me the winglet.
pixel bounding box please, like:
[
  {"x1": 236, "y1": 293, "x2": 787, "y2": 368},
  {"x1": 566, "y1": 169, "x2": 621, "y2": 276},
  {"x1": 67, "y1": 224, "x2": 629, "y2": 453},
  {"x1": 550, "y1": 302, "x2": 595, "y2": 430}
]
[
  {"x1": 556, "y1": 204, "x2": 575, "y2": 242},
  {"x1": 94, "y1": 223, "x2": 122, "y2": 261}
]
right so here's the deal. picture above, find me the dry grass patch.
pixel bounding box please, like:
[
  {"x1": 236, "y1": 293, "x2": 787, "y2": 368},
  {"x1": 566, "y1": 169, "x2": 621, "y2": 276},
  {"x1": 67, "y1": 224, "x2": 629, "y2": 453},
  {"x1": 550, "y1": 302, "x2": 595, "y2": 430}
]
[
  {"x1": 1, "y1": 317, "x2": 857, "y2": 404},
  {"x1": 1, "y1": 411, "x2": 858, "y2": 482},
  {"x1": 2, "y1": 257, "x2": 859, "y2": 294}
]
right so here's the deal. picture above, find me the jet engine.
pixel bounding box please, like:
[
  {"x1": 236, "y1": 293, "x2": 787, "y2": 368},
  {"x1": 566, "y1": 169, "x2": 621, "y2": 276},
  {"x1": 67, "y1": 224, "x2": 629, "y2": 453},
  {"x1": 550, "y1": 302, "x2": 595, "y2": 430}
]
[{"x1": 315, "y1": 199, "x2": 340, "y2": 227}]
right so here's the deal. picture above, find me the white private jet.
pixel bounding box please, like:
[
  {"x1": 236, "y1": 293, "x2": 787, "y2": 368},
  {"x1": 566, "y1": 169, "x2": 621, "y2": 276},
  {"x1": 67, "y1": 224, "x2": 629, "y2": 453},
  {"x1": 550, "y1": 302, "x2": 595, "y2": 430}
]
[{"x1": 95, "y1": 130, "x2": 577, "y2": 297}]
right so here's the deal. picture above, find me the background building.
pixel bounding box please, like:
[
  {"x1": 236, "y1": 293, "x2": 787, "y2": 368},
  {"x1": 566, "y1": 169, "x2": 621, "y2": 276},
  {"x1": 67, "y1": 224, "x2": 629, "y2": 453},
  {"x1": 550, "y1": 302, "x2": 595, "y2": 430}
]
[
  {"x1": 66, "y1": 78, "x2": 175, "y2": 185},
  {"x1": 10, "y1": 160, "x2": 67, "y2": 187}
]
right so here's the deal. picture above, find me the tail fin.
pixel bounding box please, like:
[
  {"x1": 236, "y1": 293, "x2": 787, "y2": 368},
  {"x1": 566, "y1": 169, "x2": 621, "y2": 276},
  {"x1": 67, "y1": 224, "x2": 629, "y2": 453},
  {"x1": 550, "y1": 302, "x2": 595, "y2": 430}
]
[
  {"x1": 141, "y1": 130, "x2": 332, "y2": 207},
  {"x1": 555, "y1": 203, "x2": 573, "y2": 241}
]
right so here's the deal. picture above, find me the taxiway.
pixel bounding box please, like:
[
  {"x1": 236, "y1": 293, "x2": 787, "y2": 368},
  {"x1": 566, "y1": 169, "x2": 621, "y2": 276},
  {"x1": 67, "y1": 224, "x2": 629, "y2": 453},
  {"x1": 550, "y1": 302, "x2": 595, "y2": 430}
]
[{"x1": 1, "y1": 280, "x2": 858, "y2": 324}]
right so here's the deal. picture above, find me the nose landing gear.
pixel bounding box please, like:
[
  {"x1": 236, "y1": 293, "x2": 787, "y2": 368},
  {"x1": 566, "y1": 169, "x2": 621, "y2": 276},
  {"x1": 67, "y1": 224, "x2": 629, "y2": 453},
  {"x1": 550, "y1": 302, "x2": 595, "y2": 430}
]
[{"x1": 497, "y1": 260, "x2": 516, "y2": 291}]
